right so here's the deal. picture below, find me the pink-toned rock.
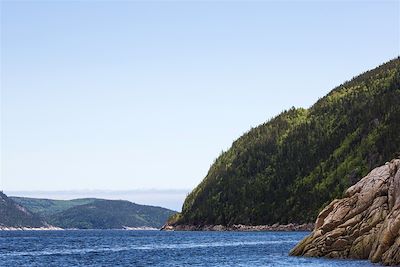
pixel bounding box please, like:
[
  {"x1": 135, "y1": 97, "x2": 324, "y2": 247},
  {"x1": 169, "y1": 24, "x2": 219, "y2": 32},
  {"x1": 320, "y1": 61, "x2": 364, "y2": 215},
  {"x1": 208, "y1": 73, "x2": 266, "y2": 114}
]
[{"x1": 290, "y1": 159, "x2": 400, "y2": 266}]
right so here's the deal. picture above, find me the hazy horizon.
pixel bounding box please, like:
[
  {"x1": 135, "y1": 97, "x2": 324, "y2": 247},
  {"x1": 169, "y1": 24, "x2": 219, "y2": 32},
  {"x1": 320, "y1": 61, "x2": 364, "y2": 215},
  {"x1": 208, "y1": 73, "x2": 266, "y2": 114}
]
[
  {"x1": 4, "y1": 189, "x2": 190, "y2": 211},
  {"x1": 1, "y1": 1, "x2": 399, "y2": 192}
]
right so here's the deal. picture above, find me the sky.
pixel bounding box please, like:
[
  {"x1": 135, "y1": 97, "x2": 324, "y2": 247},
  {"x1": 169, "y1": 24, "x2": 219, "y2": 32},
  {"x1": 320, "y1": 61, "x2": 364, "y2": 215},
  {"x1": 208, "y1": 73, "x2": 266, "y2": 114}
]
[{"x1": 1, "y1": 0, "x2": 399, "y2": 204}]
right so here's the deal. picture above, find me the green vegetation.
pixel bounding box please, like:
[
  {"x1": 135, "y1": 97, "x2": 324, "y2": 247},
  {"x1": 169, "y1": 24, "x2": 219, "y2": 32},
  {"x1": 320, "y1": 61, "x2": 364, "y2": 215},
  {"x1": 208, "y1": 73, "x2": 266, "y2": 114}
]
[
  {"x1": 10, "y1": 197, "x2": 96, "y2": 218},
  {"x1": 11, "y1": 197, "x2": 176, "y2": 229},
  {"x1": 0, "y1": 192, "x2": 47, "y2": 228},
  {"x1": 173, "y1": 58, "x2": 400, "y2": 226}
]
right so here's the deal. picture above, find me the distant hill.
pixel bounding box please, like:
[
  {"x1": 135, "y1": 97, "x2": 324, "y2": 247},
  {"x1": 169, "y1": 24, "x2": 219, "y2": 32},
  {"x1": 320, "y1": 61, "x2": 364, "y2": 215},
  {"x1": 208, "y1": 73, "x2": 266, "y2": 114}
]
[
  {"x1": 10, "y1": 197, "x2": 96, "y2": 218},
  {"x1": 11, "y1": 197, "x2": 176, "y2": 229},
  {"x1": 0, "y1": 192, "x2": 48, "y2": 228},
  {"x1": 168, "y1": 58, "x2": 400, "y2": 227}
]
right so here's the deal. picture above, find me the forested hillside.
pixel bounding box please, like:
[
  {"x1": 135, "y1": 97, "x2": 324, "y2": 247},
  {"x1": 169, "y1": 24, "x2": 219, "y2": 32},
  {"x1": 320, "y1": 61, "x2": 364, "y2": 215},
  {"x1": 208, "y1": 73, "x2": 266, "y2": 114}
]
[
  {"x1": 170, "y1": 58, "x2": 400, "y2": 226},
  {"x1": 0, "y1": 192, "x2": 48, "y2": 228},
  {"x1": 11, "y1": 197, "x2": 176, "y2": 229},
  {"x1": 11, "y1": 197, "x2": 96, "y2": 218},
  {"x1": 49, "y1": 199, "x2": 176, "y2": 229}
]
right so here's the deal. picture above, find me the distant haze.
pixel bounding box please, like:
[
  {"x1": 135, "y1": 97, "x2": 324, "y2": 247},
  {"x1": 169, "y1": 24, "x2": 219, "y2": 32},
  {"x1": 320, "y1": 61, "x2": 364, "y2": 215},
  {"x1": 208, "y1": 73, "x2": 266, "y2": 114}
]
[
  {"x1": 1, "y1": 1, "x2": 399, "y2": 193},
  {"x1": 5, "y1": 189, "x2": 189, "y2": 211}
]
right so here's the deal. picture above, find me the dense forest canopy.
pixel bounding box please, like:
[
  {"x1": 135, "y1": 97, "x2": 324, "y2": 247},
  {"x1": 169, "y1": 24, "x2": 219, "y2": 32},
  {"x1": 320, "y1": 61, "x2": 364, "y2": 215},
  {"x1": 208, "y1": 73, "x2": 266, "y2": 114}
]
[{"x1": 171, "y1": 58, "x2": 400, "y2": 226}]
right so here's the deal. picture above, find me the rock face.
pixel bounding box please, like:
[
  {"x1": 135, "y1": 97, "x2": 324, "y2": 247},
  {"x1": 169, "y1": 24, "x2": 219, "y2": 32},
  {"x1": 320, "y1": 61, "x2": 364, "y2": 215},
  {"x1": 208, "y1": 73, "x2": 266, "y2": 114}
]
[{"x1": 290, "y1": 159, "x2": 400, "y2": 265}]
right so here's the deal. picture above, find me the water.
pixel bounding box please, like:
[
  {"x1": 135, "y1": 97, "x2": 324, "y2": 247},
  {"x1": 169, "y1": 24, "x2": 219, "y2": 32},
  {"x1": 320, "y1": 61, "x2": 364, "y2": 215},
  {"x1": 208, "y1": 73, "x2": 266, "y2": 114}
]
[{"x1": 0, "y1": 230, "x2": 375, "y2": 266}]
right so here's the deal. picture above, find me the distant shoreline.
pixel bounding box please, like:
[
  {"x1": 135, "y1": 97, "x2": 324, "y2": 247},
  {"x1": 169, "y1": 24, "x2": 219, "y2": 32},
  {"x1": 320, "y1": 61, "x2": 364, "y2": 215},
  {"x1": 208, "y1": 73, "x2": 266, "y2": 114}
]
[
  {"x1": 161, "y1": 223, "x2": 314, "y2": 232},
  {"x1": 0, "y1": 226, "x2": 63, "y2": 231},
  {"x1": 1, "y1": 224, "x2": 313, "y2": 231},
  {"x1": 0, "y1": 226, "x2": 159, "y2": 231}
]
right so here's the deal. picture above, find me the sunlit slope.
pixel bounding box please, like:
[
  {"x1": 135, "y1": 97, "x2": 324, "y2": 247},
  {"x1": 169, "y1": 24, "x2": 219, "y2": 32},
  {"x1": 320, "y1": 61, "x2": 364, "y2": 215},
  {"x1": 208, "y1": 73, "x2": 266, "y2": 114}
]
[{"x1": 172, "y1": 58, "x2": 400, "y2": 226}]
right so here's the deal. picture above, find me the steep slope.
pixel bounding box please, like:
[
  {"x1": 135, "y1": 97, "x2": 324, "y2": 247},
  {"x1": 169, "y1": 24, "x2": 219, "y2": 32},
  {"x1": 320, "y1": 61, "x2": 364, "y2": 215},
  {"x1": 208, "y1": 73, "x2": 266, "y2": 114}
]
[
  {"x1": 169, "y1": 58, "x2": 400, "y2": 227},
  {"x1": 0, "y1": 192, "x2": 49, "y2": 229},
  {"x1": 12, "y1": 197, "x2": 176, "y2": 229},
  {"x1": 290, "y1": 159, "x2": 400, "y2": 266}
]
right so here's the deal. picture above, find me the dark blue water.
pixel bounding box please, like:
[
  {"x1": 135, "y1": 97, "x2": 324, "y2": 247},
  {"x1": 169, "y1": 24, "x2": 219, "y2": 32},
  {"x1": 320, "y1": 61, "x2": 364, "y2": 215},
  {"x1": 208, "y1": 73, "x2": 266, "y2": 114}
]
[{"x1": 0, "y1": 230, "x2": 375, "y2": 266}]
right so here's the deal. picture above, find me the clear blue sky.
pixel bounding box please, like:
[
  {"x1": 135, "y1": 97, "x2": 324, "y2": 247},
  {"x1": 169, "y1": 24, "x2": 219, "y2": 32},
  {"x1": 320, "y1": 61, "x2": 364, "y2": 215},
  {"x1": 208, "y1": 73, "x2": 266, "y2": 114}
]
[{"x1": 1, "y1": 1, "x2": 399, "y2": 192}]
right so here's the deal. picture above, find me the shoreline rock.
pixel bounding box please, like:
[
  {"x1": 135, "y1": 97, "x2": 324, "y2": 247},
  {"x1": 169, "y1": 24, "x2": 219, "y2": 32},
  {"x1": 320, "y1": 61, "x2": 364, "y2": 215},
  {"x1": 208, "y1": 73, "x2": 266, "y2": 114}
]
[
  {"x1": 290, "y1": 159, "x2": 400, "y2": 266},
  {"x1": 161, "y1": 223, "x2": 314, "y2": 232},
  {"x1": 0, "y1": 226, "x2": 63, "y2": 231},
  {"x1": 122, "y1": 226, "x2": 158, "y2": 230}
]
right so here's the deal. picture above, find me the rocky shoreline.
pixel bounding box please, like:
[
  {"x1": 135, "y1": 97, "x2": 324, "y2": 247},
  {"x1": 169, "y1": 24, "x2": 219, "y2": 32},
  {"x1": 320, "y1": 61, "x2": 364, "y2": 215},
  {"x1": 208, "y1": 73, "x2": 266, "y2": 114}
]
[
  {"x1": 122, "y1": 226, "x2": 159, "y2": 230},
  {"x1": 161, "y1": 223, "x2": 314, "y2": 231},
  {"x1": 290, "y1": 159, "x2": 400, "y2": 266},
  {"x1": 0, "y1": 226, "x2": 162, "y2": 231}
]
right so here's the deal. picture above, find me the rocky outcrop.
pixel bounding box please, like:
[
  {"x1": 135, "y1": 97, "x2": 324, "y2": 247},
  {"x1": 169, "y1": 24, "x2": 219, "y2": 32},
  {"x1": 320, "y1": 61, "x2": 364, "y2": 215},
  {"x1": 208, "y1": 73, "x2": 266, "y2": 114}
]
[
  {"x1": 290, "y1": 159, "x2": 400, "y2": 265},
  {"x1": 161, "y1": 223, "x2": 314, "y2": 231}
]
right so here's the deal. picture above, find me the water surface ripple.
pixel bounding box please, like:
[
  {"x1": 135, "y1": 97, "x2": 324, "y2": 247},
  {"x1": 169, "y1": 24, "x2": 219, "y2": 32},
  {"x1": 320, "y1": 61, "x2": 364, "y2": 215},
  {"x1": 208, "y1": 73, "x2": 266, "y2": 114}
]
[{"x1": 0, "y1": 230, "x2": 375, "y2": 266}]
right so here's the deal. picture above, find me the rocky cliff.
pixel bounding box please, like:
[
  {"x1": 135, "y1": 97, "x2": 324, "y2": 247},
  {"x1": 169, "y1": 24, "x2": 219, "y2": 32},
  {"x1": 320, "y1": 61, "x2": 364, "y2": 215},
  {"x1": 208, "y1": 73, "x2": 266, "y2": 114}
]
[{"x1": 290, "y1": 159, "x2": 400, "y2": 265}]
